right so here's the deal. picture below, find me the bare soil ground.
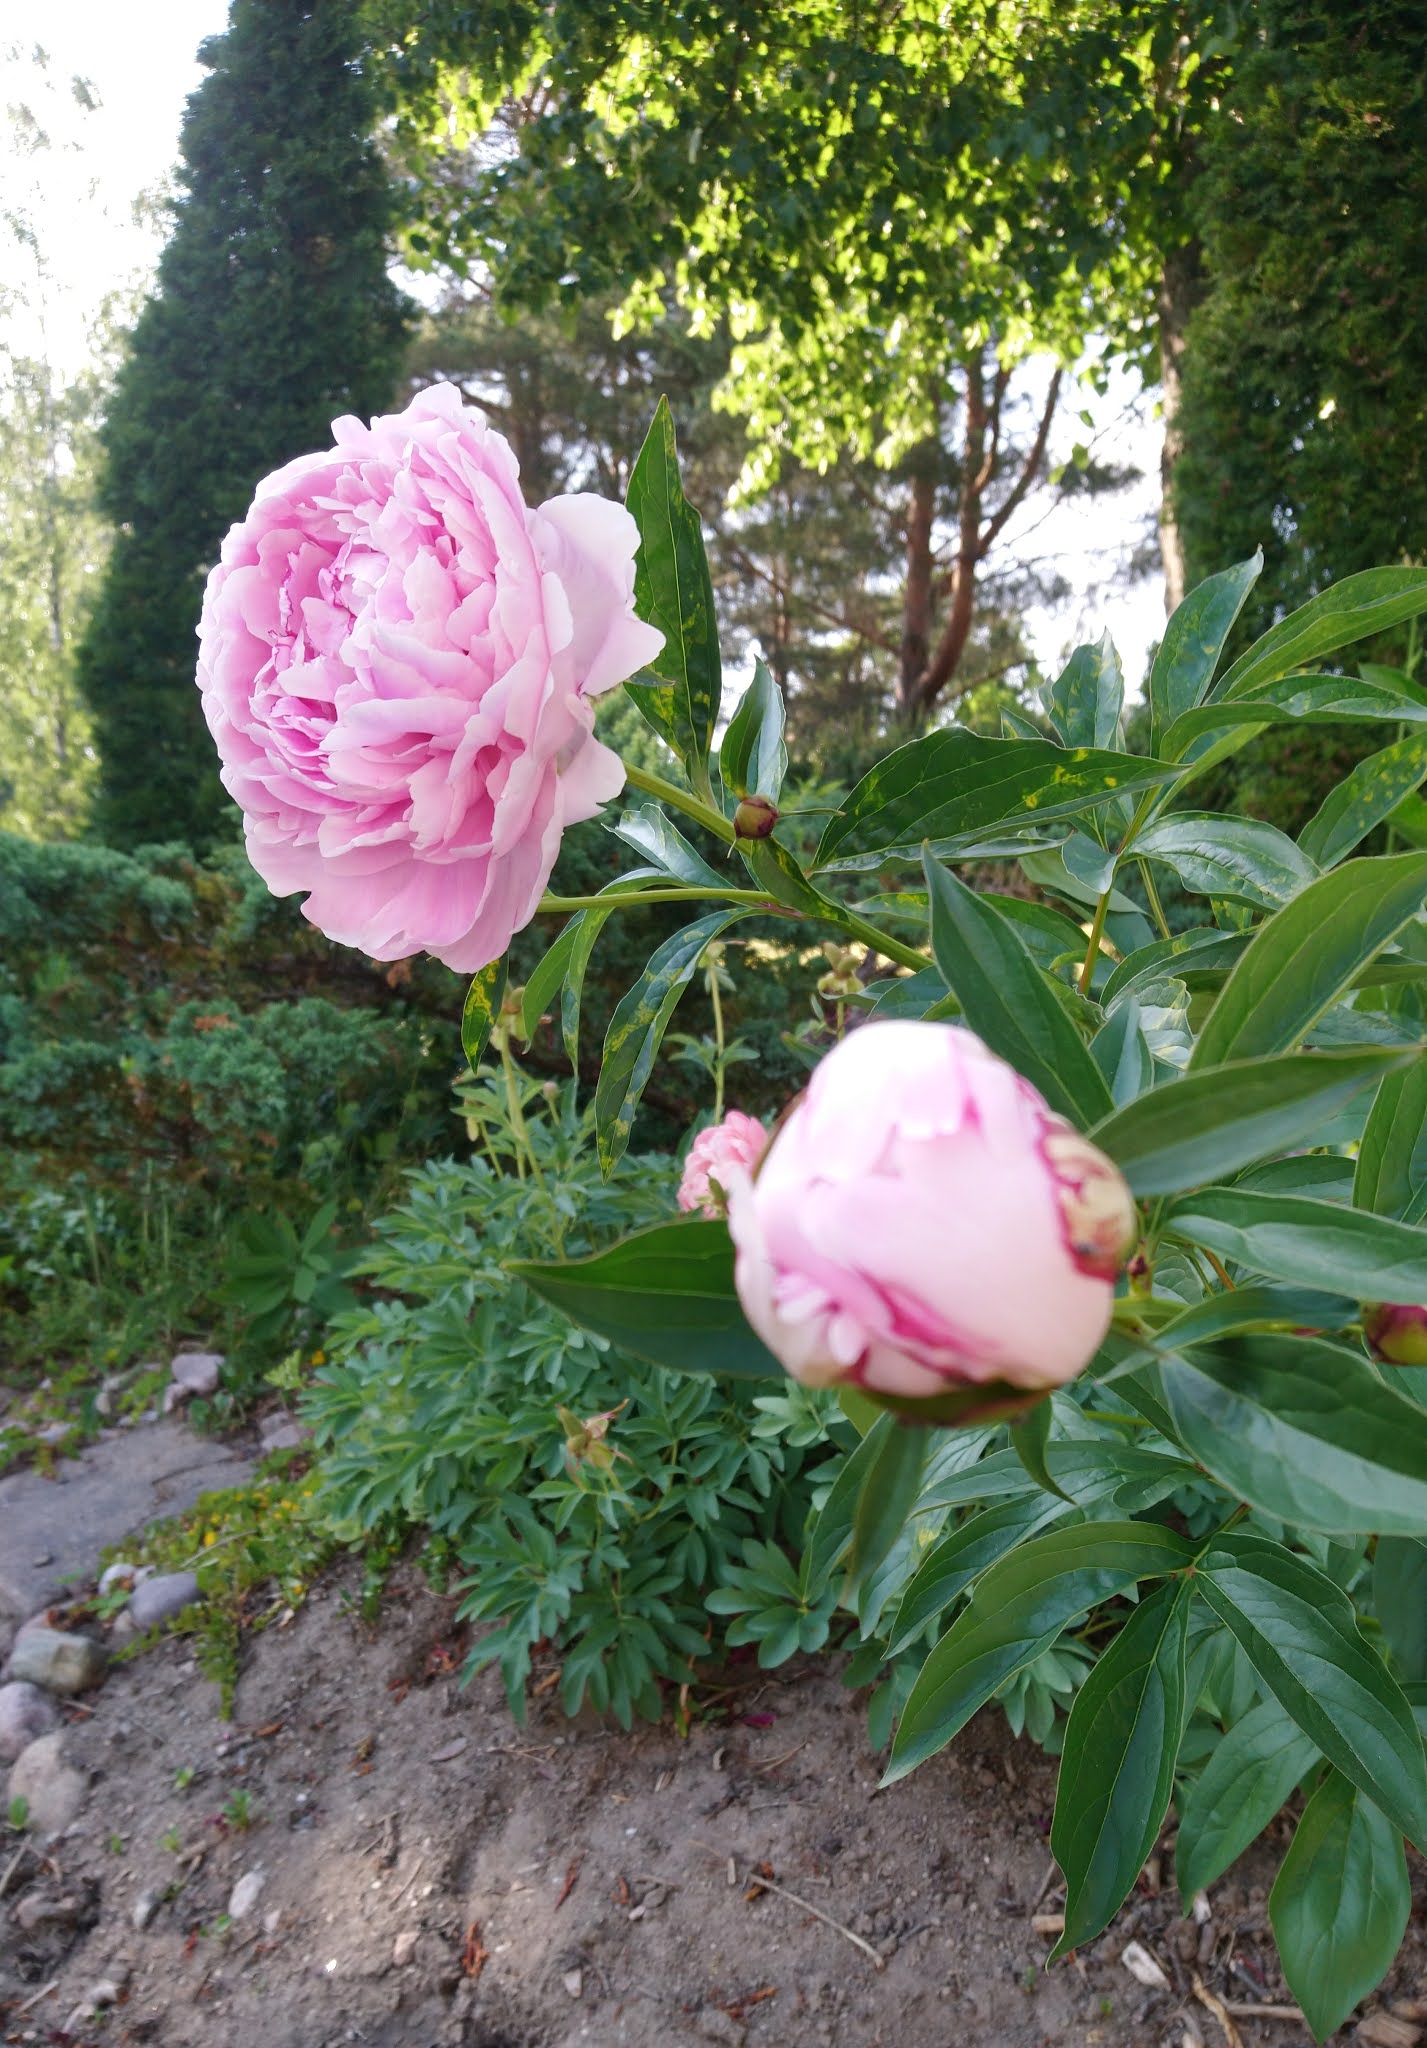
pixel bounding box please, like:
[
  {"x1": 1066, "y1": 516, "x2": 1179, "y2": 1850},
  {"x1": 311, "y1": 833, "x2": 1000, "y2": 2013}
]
[{"x1": 4, "y1": 1561, "x2": 1425, "y2": 2048}]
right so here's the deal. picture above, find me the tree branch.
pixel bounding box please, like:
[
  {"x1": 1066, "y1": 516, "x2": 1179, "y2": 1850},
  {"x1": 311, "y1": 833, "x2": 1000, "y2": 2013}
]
[{"x1": 977, "y1": 366, "x2": 1063, "y2": 560}]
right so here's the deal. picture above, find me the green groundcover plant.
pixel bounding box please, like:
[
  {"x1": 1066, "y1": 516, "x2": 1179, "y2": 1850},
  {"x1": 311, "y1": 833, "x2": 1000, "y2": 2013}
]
[{"x1": 206, "y1": 384, "x2": 1427, "y2": 2039}]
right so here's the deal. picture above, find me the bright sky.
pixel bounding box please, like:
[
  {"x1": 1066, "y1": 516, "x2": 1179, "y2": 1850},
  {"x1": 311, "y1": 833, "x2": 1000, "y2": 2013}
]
[{"x1": 2, "y1": 0, "x2": 1167, "y2": 692}]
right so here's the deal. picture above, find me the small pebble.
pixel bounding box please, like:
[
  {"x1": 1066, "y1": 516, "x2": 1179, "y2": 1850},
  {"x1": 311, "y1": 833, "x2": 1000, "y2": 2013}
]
[
  {"x1": 229, "y1": 1868, "x2": 266, "y2": 1919},
  {"x1": 0, "y1": 1681, "x2": 59, "y2": 1764},
  {"x1": 129, "y1": 1571, "x2": 201, "y2": 1632},
  {"x1": 133, "y1": 1886, "x2": 162, "y2": 1931},
  {"x1": 392, "y1": 1929, "x2": 420, "y2": 1967}
]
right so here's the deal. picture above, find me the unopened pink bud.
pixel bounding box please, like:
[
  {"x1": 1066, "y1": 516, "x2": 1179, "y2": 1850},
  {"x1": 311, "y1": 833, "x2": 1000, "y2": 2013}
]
[
  {"x1": 727, "y1": 1020, "x2": 1136, "y2": 1412},
  {"x1": 733, "y1": 795, "x2": 779, "y2": 840},
  {"x1": 1364, "y1": 1304, "x2": 1427, "y2": 1369}
]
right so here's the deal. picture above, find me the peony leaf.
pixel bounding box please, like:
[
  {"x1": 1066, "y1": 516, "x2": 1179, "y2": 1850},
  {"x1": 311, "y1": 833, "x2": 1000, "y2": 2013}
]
[
  {"x1": 511, "y1": 1216, "x2": 780, "y2": 1380},
  {"x1": 1147, "y1": 550, "x2": 1262, "y2": 752},
  {"x1": 460, "y1": 955, "x2": 507, "y2": 1072},
  {"x1": 1164, "y1": 1186, "x2": 1427, "y2": 1302},
  {"x1": 1214, "y1": 564, "x2": 1427, "y2": 702},
  {"x1": 719, "y1": 656, "x2": 788, "y2": 803},
  {"x1": 1270, "y1": 1770, "x2": 1409, "y2": 2043},
  {"x1": 1175, "y1": 1698, "x2": 1319, "y2": 1899},
  {"x1": 1298, "y1": 732, "x2": 1427, "y2": 871},
  {"x1": 625, "y1": 397, "x2": 721, "y2": 777},
  {"x1": 1353, "y1": 1055, "x2": 1427, "y2": 1219},
  {"x1": 1043, "y1": 633, "x2": 1124, "y2": 751}
]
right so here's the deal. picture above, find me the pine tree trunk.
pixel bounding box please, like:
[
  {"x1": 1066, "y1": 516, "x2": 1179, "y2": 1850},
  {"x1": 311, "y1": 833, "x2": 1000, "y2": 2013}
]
[{"x1": 1157, "y1": 240, "x2": 1203, "y2": 615}]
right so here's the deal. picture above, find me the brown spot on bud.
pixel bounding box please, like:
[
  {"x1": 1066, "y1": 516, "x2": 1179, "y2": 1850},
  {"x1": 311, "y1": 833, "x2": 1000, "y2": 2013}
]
[
  {"x1": 1042, "y1": 1127, "x2": 1137, "y2": 1282},
  {"x1": 733, "y1": 794, "x2": 779, "y2": 840}
]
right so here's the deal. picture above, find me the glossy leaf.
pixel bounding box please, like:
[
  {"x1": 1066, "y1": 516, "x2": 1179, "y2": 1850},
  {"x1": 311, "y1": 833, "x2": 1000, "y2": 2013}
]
[
  {"x1": 884, "y1": 1521, "x2": 1193, "y2": 1783},
  {"x1": 1155, "y1": 1285, "x2": 1359, "y2": 1346},
  {"x1": 624, "y1": 396, "x2": 720, "y2": 772},
  {"x1": 1373, "y1": 1538, "x2": 1427, "y2": 1684},
  {"x1": 1089, "y1": 999, "x2": 1154, "y2": 1107},
  {"x1": 1133, "y1": 812, "x2": 1317, "y2": 911},
  {"x1": 922, "y1": 851, "x2": 1112, "y2": 1128},
  {"x1": 719, "y1": 657, "x2": 787, "y2": 803},
  {"x1": 1044, "y1": 633, "x2": 1123, "y2": 750},
  {"x1": 916, "y1": 1440, "x2": 1198, "y2": 1516},
  {"x1": 610, "y1": 804, "x2": 725, "y2": 886},
  {"x1": 1050, "y1": 1579, "x2": 1193, "y2": 1956},
  {"x1": 1190, "y1": 851, "x2": 1427, "y2": 1067},
  {"x1": 1270, "y1": 1769, "x2": 1410, "y2": 2043},
  {"x1": 1215, "y1": 564, "x2": 1427, "y2": 702},
  {"x1": 559, "y1": 867, "x2": 662, "y2": 1069},
  {"x1": 1011, "y1": 1399, "x2": 1074, "y2": 1503},
  {"x1": 1299, "y1": 732, "x2": 1427, "y2": 870},
  {"x1": 1162, "y1": 672, "x2": 1427, "y2": 763},
  {"x1": 460, "y1": 956, "x2": 507, "y2": 1073},
  {"x1": 885, "y1": 1494, "x2": 1068, "y2": 1656},
  {"x1": 596, "y1": 910, "x2": 748, "y2": 1170},
  {"x1": 1101, "y1": 927, "x2": 1249, "y2": 1009},
  {"x1": 1354, "y1": 1056, "x2": 1427, "y2": 1219},
  {"x1": 848, "y1": 1423, "x2": 928, "y2": 1590},
  {"x1": 1160, "y1": 1334, "x2": 1427, "y2": 1535},
  {"x1": 511, "y1": 1217, "x2": 780, "y2": 1380},
  {"x1": 518, "y1": 921, "x2": 580, "y2": 1046},
  {"x1": 1198, "y1": 1533, "x2": 1427, "y2": 1848},
  {"x1": 1090, "y1": 1048, "x2": 1404, "y2": 1196},
  {"x1": 1175, "y1": 1699, "x2": 1320, "y2": 1899},
  {"x1": 1147, "y1": 550, "x2": 1262, "y2": 750},
  {"x1": 1164, "y1": 1188, "x2": 1427, "y2": 1303},
  {"x1": 814, "y1": 730, "x2": 1177, "y2": 874}
]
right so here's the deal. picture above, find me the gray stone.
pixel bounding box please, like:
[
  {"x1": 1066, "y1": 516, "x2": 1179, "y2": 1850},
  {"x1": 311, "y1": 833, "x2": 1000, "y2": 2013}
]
[
  {"x1": 169, "y1": 1352, "x2": 223, "y2": 1399},
  {"x1": 228, "y1": 1868, "x2": 265, "y2": 1919},
  {"x1": 8, "y1": 1628, "x2": 107, "y2": 1696},
  {"x1": 98, "y1": 1560, "x2": 146, "y2": 1597},
  {"x1": 132, "y1": 1886, "x2": 163, "y2": 1931},
  {"x1": 392, "y1": 1928, "x2": 420, "y2": 1968},
  {"x1": 128, "y1": 1571, "x2": 201, "y2": 1631},
  {"x1": 0, "y1": 1680, "x2": 59, "y2": 1762},
  {"x1": 258, "y1": 1415, "x2": 312, "y2": 1454},
  {"x1": 7, "y1": 1732, "x2": 86, "y2": 1835},
  {"x1": 0, "y1": 1420, "x2": 252, "y2": 1622}
]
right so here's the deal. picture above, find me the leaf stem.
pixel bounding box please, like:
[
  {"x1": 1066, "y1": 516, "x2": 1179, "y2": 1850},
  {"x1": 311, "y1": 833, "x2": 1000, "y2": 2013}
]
[
  {"x1": 537, "y1": 885, "x2": 771, "y2": 913},
  {"x1": 1138, "y1": 859, "x2": 1174, "y2": 943},
  {"x1": 623, "y1": 760, "x2": 734, "y2": 842},
  {"x1": 1078, "y1": 890, "x2": 1112, "y2": 994}
]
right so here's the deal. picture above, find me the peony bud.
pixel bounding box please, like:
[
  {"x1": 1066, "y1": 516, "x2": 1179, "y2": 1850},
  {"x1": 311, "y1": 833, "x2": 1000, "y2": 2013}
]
[
  {"x1": 727, "y1": 1020, "x2": 1136, "y2": 1417},
  {"x1": 1364, "y1": 1304, "x2": 1427, "y2": 1369},
  {"x1": 678, "y1": 1111, "x2": 770, "y2": 1219},
  {"x1": 733, "y1": 794, "x2": 779, "y2": 840}
]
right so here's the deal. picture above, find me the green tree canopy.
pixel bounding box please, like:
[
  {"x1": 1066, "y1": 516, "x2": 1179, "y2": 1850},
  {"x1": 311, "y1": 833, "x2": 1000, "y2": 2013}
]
[{"x1": 77, "y1": 0, "x2": 414, "y2": 850}]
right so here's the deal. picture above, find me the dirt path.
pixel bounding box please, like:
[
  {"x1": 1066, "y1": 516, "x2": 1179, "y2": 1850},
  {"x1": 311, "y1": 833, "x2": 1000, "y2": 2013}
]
[{"x1": 8, "y1": 1560, "x2": 1419, "y2": 2047}]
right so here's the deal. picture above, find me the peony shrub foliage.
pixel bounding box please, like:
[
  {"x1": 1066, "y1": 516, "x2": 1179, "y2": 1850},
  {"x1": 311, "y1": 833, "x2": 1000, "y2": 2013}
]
[{"x1": 212, "y1": 389, "x2": 1427, "y2": 2039}]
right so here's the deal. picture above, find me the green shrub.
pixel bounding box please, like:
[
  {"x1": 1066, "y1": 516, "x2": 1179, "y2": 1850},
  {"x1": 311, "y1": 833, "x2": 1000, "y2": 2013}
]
[{"x1": 303, "y1": 1068, "x2": 839, "y2": 1726}]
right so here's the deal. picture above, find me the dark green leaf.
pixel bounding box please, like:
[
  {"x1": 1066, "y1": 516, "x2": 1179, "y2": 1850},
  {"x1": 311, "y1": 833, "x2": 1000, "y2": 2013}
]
[
  {"x1": 1091, "y1": 1048, "x2": 1405, "y2": 1196},
  {"x1": 922, "y1": 851, "x2": 1112, "y2": 1128},
  {"x1": 1044, "y1": 633, "x2": 1123, "y2": 750},
  {"x1": 815, "y1": 731, "x2": 1177, "y2": 875},
  {"x1": 848, "y1": 1423, "x2": 928, "y2": 1591},
  {"x1": 1163, "y1": 672, "x2": 1427, "y2": 765},
  {"x1": 1269, "y1": 1769, "x2": 1409, "y2": 2043},
  {"x1": 1190, "y1": 852, "x2": 1427, "y2": 1067},
  {"x1": 1199, "y1": 1532, "x2": 1427, "y2": 1847},
  {"x1": 460, "y1": 956, "x2": 507, "y2": 1072},
  {"x1": 511, "y1": 1217, "x2": 780, "y2": 1380},
  {"x1": 1354, "y1": 1056, "x2": 1427, "y2": 1219},
  {"x1": 518, "y1": 921, "x2": 580, "y2": 1046},
  {"x1": 1164, "y1": 1188, "x2": 1427, "y2": 1302},
  {"x1": 868, "y1": 964, "x2": 949, "y2": 1019},
  {"x1": 1156, "y1": 1285, "x2": 1360, "y2": 1346},
  {"x1": 558, "y1": 867, "x2": 662, "y2": 1069},
  {"x1": 1101, "y1": 928, "x2": 1250, "y2": 1009},
  {"x1": 1148, "y1": 551, "x2": 1262, "y2": 751},
  {"x1": 916, "y1": 1439, "x2": 1198, "y2": 1516},
  {"x1": 886, "y1": 1494, "x2": 1068, "y2": 1655},
  {"x1": 884, "y1": 1521, "x2": 1193, "y2": 1783},
  {"x1": 1215, "y1": 565, "x2": 1427, "y2": 703},
  {"x1": 719, "y1": 657, "x2": 787, "y2": 802},
  {"x1": 1134, "y1": 813, "x2": 1317, "y2": 911},
  {"x1": 1299, "y1": 733, "x2": 1427, "y2": 871},
  {"x1": 1050, "y1": 1580, "x2": 1193, "y2": 1956},
  {"x1": 1011, "y1": 1398, "x2": 1074, "y2": 1503},
  {"x1": 1160, "y1": 1334, "x2": 1427, "y2": 1535},
  {"x1": 596, "y1": 909, "x2": 748, "y2": 1170},
  {"x1": 610, "y1": 804, "x2": 725, "y2": 886},
  {"x1": 1176, "y1": 1699, "x2": 1320, "y2": 1899},
  {"x1": 1374, "y1": 1538, "x2": 1427, "y2": 1684},
  {"x1": 624, "y1": 396, "x2": 720, "y2": 772}
]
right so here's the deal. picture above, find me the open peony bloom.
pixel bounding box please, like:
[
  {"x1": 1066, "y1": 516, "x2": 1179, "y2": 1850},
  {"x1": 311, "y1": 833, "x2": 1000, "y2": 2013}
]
[
  {"x1": 196, "y1": 382, "x2": 663, "y2": 971},
  {"x1": 727, "y1": 1020, "x2": 1135, "y2": 1418},
  {"x1": 678, "y1": 1111, "x2": 770, "y2": 1218}
]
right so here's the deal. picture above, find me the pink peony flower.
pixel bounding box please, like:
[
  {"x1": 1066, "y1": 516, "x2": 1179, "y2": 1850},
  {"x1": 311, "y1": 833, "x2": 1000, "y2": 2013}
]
[
  {"x1": 678, "y1": 1111, "x2": 770, "y2": 1218},
  {"x1": 727, "y1": 1020, "x2": 1135, "y2": 1415},
  {"x1": 196, "y1": 382, "x2": 663, "y2": 971}
]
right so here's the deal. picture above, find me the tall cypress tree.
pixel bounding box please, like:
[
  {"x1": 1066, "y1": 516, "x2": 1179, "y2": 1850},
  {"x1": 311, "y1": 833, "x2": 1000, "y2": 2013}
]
[{"x1": 78, "y1": 0, "x2": 413, "y2": 848}]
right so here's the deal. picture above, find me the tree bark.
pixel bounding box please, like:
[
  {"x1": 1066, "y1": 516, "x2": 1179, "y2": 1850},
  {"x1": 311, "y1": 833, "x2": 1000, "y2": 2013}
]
[{"x1": 1157, "y1": 239, "x2": 1203, "y2": 615}]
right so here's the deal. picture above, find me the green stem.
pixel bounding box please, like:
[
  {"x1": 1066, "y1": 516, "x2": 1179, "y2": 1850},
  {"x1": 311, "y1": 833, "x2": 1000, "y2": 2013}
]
[
  {"x1": 1138, "y1": 859, "x2": 1173, "y2": 944},
  {"x1": 1078, "y1": 890, "x2": 1112, "y2": 995},
  {"x1": 538, "y1": 885, "x2": 770, "y2": 913},
  {"x1": 623, "y1": 760, "x2": 735, "y2": 843},
  {"x1": 834, "y1": 906, "x2": 933, "y2": 977},
  {"x1": 708, "y1": 955, "x2": 726, "y2": 1123}
]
